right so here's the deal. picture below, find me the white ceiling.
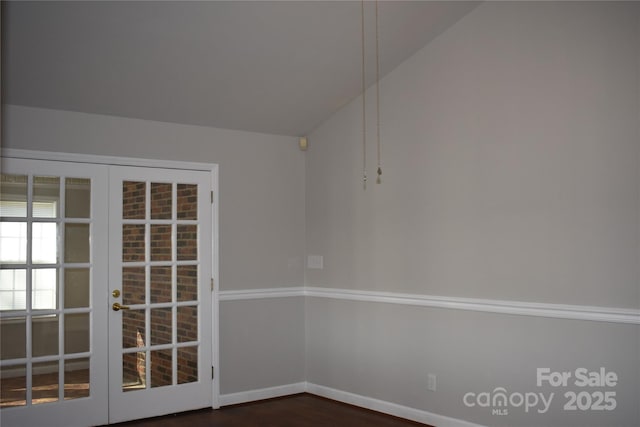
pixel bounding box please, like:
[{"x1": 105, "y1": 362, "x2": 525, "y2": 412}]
[{"x1": 2, "y1": 1, "x2": 479, "y2": 136}]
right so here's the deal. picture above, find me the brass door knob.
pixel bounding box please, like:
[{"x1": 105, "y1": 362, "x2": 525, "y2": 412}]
[{"x1": 112, "y1": 302, "x2": 130, "y2": 311}]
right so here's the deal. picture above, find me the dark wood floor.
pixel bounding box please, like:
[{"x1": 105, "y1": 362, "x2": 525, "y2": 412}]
[{"x1": 113, "y1": 393, "x2": 431, "y2": 427}]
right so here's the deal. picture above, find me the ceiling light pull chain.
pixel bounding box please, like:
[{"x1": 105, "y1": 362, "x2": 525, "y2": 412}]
[
  {"x1": 375, "y1": 0, "x2": 382, "y2": 184},
  {"x1": 361, "y1": 0, "x2": 367, "y2": 190}
]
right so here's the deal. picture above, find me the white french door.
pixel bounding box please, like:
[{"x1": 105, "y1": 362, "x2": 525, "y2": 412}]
[
  {"x1": 0, "y1": 155, "x2": 215, "y2": 427},
  {"x1": 0, "y1": 158, "x2": 109, "y2": 427},
  {"x1": 107, "y1": 166, "x2": 213, "y2": 423}
]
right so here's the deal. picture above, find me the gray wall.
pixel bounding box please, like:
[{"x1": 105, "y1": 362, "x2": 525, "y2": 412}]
[
  {"x1": 2, "y1": 105, "x2": 307, "y2": 394},
  {"x1": 305, "y1": 1, "x2": 639, "y2": 426}
]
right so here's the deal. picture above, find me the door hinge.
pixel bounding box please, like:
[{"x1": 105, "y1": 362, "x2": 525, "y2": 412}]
[
  {"x1": 212, "y1": 366, "x2": 215, "y2": 379},
  {"x1": 211, "y1": 278, "x2": 215, "y2": 291},
  {"x1": 211, "y1": 190, "x2": 214, "y2": 204}
]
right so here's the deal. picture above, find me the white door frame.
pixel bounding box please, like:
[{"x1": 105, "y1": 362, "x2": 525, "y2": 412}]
[{"x1": 1, "y1": 149, "x2": 221, "y2": 414}]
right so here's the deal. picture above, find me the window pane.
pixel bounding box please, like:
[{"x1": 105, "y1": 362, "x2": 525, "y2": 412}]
[
  {"x1": 150, "y1": 225, "x2": 172, "y2": 261},
  {"x1": 64, "y1": 268, "x2": 89, "y2": 309},
  {"x1": 122, "y1": 267, "x2": 145, "y2": 305},
  {"x1": 150, "y1": 349, "x2": 172, "y2": 388},
  {"x1": 0, "y1": 222, "x2": 27, "y2": 263},
  {"x1": 0, "y1": 316, "x2": 26, "y2": 359},
  {"x1": 65, "y1": 313, "x2": 89, "y2": 354},
  {"x1": 0, "y1": 175, "x2": 27, "y2": 217},
  {"x1": 177, "y1": 265, "x2": 198, "y2": 302},
  {"x1": 150, "y1": 308, "x2": 172, "y2": 346},
  {"x1": 177, "y1": 346, "x2": 198, "y2": 384},
  {"x1": 65, "y1": 224, "x2": 89, "y2": 263},
  {"x1": 33, "y1": 176, "x2": 60, "y2": 218},
  {"x1": 33, "y1": 315, "x2": 59, "y2": 357},
  {"x1": 122, "y1": 310, "x2": 145, "y2": 349},
  {"x1": 32, "y1": 268, "x2": 58, "y2": 310},
  {"x1": 123, "y1": 352, "x2": 145, "y2": 392},
  {"x1": 177, "y1": 225, "x2": 197, "y2": 261},
  {"x1": 150, "y1": 183, "x2": 172, "y2": 220},
  {"x1": 123, "y1": 181, "x2": 146, "y2": 219},
  {"x1": 65, "y1": 178, "x2": 91, "y2": 219},
  {"x1": 122, "y1": 224, "x2": 145, "y2": 262},
  {"x1": 64, "y1": 358, "x2": 90, "y2": 400},
  {"x1": 0, "y1": 269, "x2": 26, "y2": 311},
  {"x1": 150, "y1": 266, "x2": 171, "y2": 303},
  {"x1": 0, "y1": 364, "x2": 26, "y2": 407},
  {"x1": 33, "y1": 223, "x2": 58, "y2": 264},
  {"x1": 32, "y1": 361, "x2": 59, "y2": 405},
  {"x1": 177, "y1": 184, "x2": 197, "y2": 220},
  {"x1": 177, "y1": 306, "x2": 198, "y2": 343}
]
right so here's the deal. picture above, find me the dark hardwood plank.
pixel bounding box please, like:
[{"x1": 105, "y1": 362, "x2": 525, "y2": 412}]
[{"x1": 111, "y1": 393, "x2": 432, "y2": 427}]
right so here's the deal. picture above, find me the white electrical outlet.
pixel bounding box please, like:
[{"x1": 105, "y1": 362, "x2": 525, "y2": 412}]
[{"x1": 428, "y1": 374, "x2": 437, "y2": 391}]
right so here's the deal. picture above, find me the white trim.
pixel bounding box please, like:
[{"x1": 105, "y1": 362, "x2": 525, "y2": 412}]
[
  {"x1": 306, "y1": 383, "x2": 485, "y2": 427},
  {"x1": 219, "y1": 287, "x2": 306, "y2": 301},
  {"x1": 305, "y1": 287, "x2": 640, "y2": 325},
  {"x1": 219, "y1": 286, "x2": 640, "y2": 325},
  {"x1": 219, "y1": 382, "x2": 484, "y2": 427},
  {"x1": 219, "y1": 382, "x2": 307, "y2": 407},
  {"x1": 1, "y1": 148, "x2": 216, "y2": 172}
]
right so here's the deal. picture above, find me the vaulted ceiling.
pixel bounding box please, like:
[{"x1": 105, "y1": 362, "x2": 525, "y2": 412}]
[{"x1": 2, "y1": 1, "x2": 479, "y2": 136}]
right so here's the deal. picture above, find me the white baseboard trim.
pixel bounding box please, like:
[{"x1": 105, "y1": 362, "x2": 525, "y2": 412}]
[
  {"x1": 306, "y1": 383, "x2": 487, "y2": 427},
  {"x1": 219, "y1": 382, "x2": 307, "y2": 406},
  {"x1": 220, "y1": 382, "x2": 485, "y2": 427}
]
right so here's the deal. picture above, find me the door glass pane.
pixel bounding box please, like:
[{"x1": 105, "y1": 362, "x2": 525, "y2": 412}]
[
  {"x1": 177, "y1": 306, "x2": 198, "y2": 343},
  {"x1": 65, "y1": 178, "x2": 91, "y2": 219},
  {"x1": 32, "y1": 361, "x2": 59, "y2": 405},
  {"x1": 64, "y1": 268, "x2": 90, "y2": 309},
  {"x1": 150, "y1": 349, "x2": 172, "y2": 388},
  {"x1": 33, "y1": 222, "x2": 58, "y2": 264},
  {"x1": 177, "y1": 225, "x2": 197, "y2": 261},
  {"x1": 0, "y1": 269, "x2": 27, "y2": 311},
  {"x1": 150, "y1": 266, "x2": 171, "y2": 304},
  {"x1": 0, "y1": 174, "x2": 27, "y2": 217},
  {"x1": 1, "y1": 364, "x2": 26, "y2": 407},
  {"x1": 65, "y1": 313, "x2": 90, "y2": 354},
  {"x1": 122, "y1": 352, "x2": 145, "y2": 392},
  {"x1": 122, "y1": 267, "x2": 145, "y2": 305},
  {"x1": 177, "y1": 346, "x2": 198, "y2": 384},
  {"x1": 122, "y1": 181, "x2": 146, "y2": 219},
  {"x1": 64, "y1": 358, "x2": 90, "y2": 400},
  {"x1": 150, "y1": 308, "x2": 172, "y2": 345},
  {"x1": 150, "y1": 224, "x2": 172, "y2": 261},
  {"x1": 32, "y1": 268, "x2": 58, "y2": 310},
  {"x1": 33, "y1": 315, "x2": 59, "y2": 357},
  {"x1": 64, "y1": 224, "x2": 90, "y2": 263},
  {"x1": 122, "y1": 224, "x2": 146, "y2": 262},
  {"x1": 0, "y1": 222, "x2": 27, "y2": 263},
  {"x1": 122, "y1": 310, "x2": 145, "y2": 349},
  {"x1": 151, "y1": 183, "x2": 172, "y2": 220},
  {"x1": 0, "y1": 317, "x2": 26, "y2": 359},
  {"x1": 177, "y1": 184, "x2": 197, "y2": 220},
  {"x1": 33, "y1": 176, "x2": 60, "y2": 218},
  {"x1": 177, "y1": 265, "x2": 198, "y2": 302}
]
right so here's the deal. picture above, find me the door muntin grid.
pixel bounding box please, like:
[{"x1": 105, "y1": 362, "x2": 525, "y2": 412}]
[
  {"x1": 1, "y1": 174, "x2": 94, "y2": 408},
  {"x1": 119, "y1": 181, "x2": 200, "y2": 392}
]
